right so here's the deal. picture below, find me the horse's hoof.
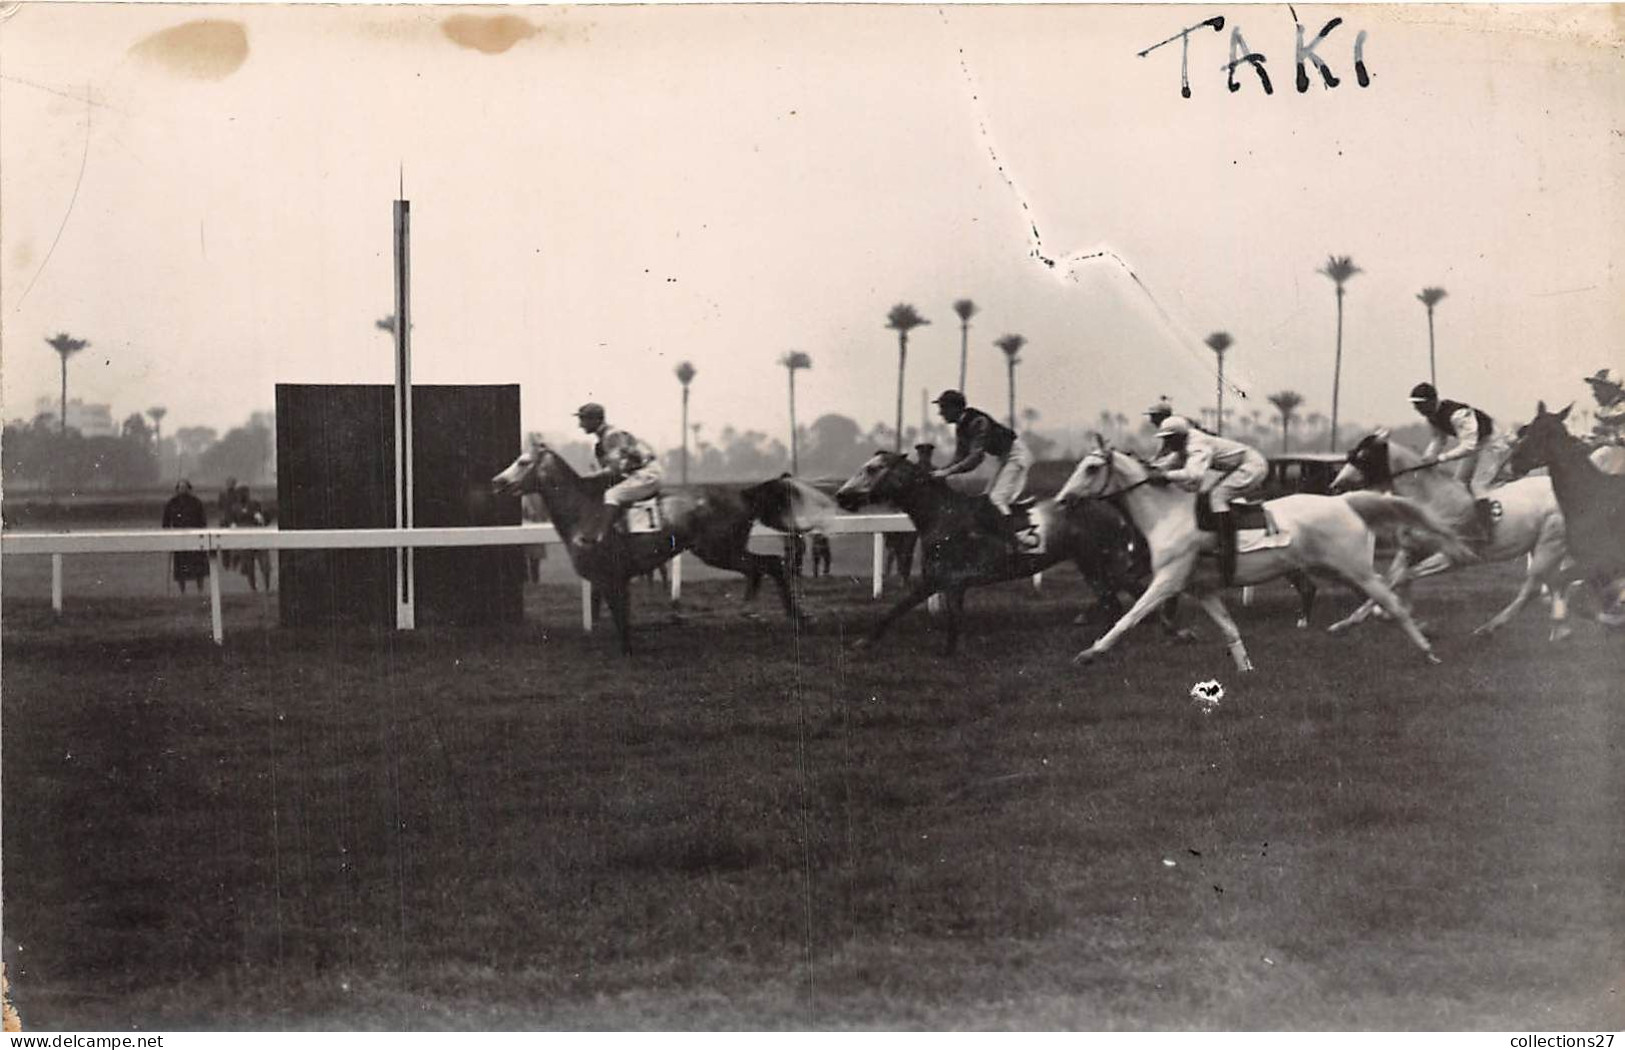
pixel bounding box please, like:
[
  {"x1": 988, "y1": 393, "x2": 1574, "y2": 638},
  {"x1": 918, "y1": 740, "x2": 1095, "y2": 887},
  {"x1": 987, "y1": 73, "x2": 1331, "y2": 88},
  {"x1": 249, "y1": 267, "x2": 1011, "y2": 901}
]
[
  {"x1": 1173, "y1": 628, "x2": 1199, "y2": 645},
  {"x1": 1072, "y1": 612, "x2": 1090, "y2": 627},
  {"x1": 851, "y1": 637, "x2": 871, "y2": 652},
  {"x1": 1295, "y1": 618, "x2": 1310, "y2": 630},
  {"x1": 1071, "y1": 649, "x2": 1097, "y2": 667},
  {"x1": 1424, "y1": 651, "x2": 1442, "y2": 666},
  {"x1": 1471, "y1": 623, "x2": 1496, "y2": 637},
  {"x1": 1326, "y1": 622, "x2": 1350, "y2": 635},
  {"x1": 1549, "y1": 626, "x2": 1573, "y2": 643}
]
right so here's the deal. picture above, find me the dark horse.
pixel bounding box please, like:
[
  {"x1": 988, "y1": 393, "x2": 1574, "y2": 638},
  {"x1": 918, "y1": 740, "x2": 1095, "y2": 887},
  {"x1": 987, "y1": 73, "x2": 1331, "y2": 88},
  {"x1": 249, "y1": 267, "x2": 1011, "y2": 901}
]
[
  {"x1": 833, "y1": 450, "x2": 1165, "y2": 655},
  {"x1": 493, "y1": 442, "x2": 832, "y2": 652},
  {"x1": 1507, "y1": 402, "x2": 1625, "y2": 622}
]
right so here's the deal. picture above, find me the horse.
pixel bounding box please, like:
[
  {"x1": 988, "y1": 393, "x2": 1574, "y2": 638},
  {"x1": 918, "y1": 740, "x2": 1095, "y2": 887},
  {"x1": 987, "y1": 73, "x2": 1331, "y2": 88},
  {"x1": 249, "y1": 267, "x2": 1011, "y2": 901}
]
[
  {"x1": 1056, "y1": 439, "x2": 1476, "y2": 671},
  {"x1": 1507, "y1": 402, "x2": 1625, "y2": 621},
  {"x1": 1329, "y1": 429, "x2": 1573, "y2": 640},
  {"x1": 832, "y1": 450, "x2": 1171, "y2": 655},
  {"x1": 492, "y1": 441, "x2": 833, "y2": 653}
]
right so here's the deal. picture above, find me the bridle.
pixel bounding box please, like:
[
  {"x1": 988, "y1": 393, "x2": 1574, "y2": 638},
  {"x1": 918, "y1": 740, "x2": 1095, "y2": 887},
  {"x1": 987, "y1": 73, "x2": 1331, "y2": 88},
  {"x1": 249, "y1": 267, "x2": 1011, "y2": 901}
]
[{"x1": 1069, "y1": 449, "x2": 1157, "y2": 505}]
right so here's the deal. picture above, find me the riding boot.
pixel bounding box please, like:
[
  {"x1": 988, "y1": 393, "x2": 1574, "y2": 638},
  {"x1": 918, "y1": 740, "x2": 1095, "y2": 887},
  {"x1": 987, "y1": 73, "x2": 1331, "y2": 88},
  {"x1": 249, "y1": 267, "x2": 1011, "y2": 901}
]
[
  {"x1": 1215, "y1": 510, "x2": 1237, "y2": 586},
  {"x1": 1472, "y1": 498, "x2": 1497, "y2": 543}
]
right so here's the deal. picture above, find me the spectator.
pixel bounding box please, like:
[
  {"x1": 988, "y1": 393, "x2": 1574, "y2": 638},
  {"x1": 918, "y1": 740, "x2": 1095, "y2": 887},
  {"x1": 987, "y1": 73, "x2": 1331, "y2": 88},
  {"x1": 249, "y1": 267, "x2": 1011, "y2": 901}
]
[{"x1": 161, "y1": 479, "x2": 208, "y2": 593}]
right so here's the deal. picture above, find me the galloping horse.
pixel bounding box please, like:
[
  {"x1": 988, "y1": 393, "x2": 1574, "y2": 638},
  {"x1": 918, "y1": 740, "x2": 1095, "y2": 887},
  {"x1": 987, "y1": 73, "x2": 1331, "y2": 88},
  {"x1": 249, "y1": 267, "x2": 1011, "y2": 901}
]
[
  {"x1": 1330, "y1": 430, "x2": 1573, "y2": 640},
  {"x1": 1057, "y1": 439, "x2": 1475, "y2": 671},
  {"x1": 1507, "y1": 403, "x2": 1625, "y2": 620},
  {"x1": 833, "y1": 451, "x2": 1164, "y2": 655},
  {"x1": 492, "y1": 442, "x2": 833, "y2": 653}
]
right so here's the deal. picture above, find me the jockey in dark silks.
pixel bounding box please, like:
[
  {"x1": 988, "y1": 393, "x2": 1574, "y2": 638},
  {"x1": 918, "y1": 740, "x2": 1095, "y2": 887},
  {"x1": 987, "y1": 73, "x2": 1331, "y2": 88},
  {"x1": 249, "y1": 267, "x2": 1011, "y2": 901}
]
[
  {"x1": 929, "y1": 389, "x2": 1033, "y2": 551},
  {"x1": 574, "y1": 401, "x2": 663, "y2": 547},
  {"x1": 1409, "y1": 382, "x2": 1507, "y2": 540}
]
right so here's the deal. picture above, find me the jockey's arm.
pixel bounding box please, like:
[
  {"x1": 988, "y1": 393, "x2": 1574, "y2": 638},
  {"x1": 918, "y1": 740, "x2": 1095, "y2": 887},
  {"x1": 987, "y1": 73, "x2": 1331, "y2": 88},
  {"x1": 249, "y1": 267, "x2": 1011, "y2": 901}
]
[
  {"x1": 1434, "y1": 408, "x2": 1479, "y2": 463},
  {"x1": 1160, "y1": 445, "x2": 1211, "y2": 489},
  {"x1": 935, "y1": 447, "x2": 986, "y2": 478}
]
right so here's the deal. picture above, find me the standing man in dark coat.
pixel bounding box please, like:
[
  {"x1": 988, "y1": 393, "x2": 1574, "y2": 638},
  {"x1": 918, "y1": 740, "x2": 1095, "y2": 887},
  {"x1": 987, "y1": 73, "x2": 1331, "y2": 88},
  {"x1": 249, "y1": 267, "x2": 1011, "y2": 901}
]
[{"x1": 162, "y1": 480, "x2": 209, "y2": 592}]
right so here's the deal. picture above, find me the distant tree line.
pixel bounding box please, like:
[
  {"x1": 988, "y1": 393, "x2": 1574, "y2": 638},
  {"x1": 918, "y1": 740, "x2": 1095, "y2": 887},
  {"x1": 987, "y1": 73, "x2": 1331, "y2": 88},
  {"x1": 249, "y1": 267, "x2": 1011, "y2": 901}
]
[{"x1": 3, "y1": 410, "x2": 274, "y2": 492}]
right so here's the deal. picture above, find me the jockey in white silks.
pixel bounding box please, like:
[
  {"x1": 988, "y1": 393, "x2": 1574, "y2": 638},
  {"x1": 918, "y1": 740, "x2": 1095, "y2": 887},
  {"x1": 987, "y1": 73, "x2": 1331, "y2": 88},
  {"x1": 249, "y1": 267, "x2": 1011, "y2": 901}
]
[
  {"x1": 1408, "y1": 381, "x2": 1506, "y2": 539},
  {"x1": 1148, "y1": 416, "x2": 1268, "y2": 585},
  {"x1": 574, "y1": 401, "x2": 664, "y2": 546}
]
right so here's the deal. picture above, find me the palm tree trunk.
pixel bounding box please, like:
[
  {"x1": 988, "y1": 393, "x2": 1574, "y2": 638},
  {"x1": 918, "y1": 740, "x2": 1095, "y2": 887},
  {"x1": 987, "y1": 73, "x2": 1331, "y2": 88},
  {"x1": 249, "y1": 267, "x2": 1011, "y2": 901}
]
[
  {"x1": 894, "y1": 337, "x2": 907, "y2": 454},
  {"x1": 59, "y1": 357, "x2": 68, "y2": 435},
  {"x1": 1216, "y1": 356, "x2": 1225, "y2": 436},
  {"x1": 958, "y1": 322, "x2": 969, "y2": 394},
  {"x1": 1427, "y1": 307, "x2": 1437, "y2": 389},
  {"x1": 1330, "y1": 287, "x2": 1344, "y2": 452},
  {"x1": 1007, "y1": 361, "x2": 1017, "y2": 430},
  {"x1": 788, "y1": 371, "x2": 799, "y2": 474},
  {"x1": 1281, "y1": 415, "x2": 1290, "y2": 454},
  {"x1": 680, "y1": 387, "x2": 690, "y2": 484}
]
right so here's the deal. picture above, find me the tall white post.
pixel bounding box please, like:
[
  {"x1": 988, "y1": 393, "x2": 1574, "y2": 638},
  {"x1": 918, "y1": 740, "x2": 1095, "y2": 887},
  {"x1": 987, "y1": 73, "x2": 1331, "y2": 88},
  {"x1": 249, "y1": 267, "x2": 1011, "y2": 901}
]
[
  {"x1": 393, "y1": 199, "x2": 416, "y2": 630},
  {"x1": 581, "y1": 580, "x2": 594, "y2": 632},
  {"x1": 670, "y1": 553, "x2": 683, "y2": 602},
  {"x1": 872, "y1": 532, "x2": 885, "y2": 599},
  {"x1": 51, "y1": 554, "x2": 63, "y2": 615}
]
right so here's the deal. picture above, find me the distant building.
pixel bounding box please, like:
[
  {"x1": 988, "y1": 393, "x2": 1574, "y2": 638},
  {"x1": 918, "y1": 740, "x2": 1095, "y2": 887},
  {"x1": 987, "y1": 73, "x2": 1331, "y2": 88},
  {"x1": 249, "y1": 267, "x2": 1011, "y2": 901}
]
[{"x1": 33, "y1": 397, "x2": 117, "y2": 436}]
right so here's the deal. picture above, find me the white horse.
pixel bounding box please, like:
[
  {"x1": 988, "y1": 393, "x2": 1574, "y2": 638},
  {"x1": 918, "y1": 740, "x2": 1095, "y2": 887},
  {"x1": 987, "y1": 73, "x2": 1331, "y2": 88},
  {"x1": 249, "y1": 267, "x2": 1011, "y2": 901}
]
[
  {"x1": 1329, "y1": 429, "x2": 1573, "y2": 640},
  {"x1": 1056, "y1": 440, "x2": 1476, "y2": 671}
]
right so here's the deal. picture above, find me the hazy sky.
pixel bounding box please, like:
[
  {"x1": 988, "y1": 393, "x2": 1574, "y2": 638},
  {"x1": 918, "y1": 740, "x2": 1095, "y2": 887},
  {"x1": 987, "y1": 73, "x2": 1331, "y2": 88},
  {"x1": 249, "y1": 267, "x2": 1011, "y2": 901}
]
[{"x1": 2, "y1": 4, "x2": 1620, "y2": 451}]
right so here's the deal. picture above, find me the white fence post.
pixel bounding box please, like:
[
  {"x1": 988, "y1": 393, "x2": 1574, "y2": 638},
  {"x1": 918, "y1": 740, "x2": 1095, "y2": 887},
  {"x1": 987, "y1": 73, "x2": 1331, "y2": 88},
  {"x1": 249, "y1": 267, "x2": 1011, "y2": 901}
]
[
  {"x1": 1032, "y1": 572, "x2": 1044, "y2": 592},
  {"x1": 208, "y1": 552, "x2": 224, "y2": 646},
  {"x1": 1242, "y1": 585, "x2": 1255, "y2": 607},
  {"x1": 670, "y1": 553, "x2": 682, "y2": 602},
  {"x1": 51, "y1": 554, "x2": 63, "y2": 615},
  {"x1": 872, "y1": 533, "x2": 884, "y2": 600},
  {"x1": 580, "y1": 580, "x2": 593, "y2": 632}
]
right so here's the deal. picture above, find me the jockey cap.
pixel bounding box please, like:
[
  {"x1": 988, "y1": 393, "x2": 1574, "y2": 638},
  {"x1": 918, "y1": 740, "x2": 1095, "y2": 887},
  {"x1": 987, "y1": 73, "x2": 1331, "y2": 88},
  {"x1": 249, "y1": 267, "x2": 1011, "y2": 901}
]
[
  {"x1": 1409, "y1": 382, "x2": 1437, "y2": 403},
  {"x1": 932, "y1": 389, "x2": 966, "y2": 408},
  {"x1": 1156, "y1": 416, "x2": 1192, "y2": 439},
  {"x1": 574, "y1": 402, "x2": 606, "y2": 421}
]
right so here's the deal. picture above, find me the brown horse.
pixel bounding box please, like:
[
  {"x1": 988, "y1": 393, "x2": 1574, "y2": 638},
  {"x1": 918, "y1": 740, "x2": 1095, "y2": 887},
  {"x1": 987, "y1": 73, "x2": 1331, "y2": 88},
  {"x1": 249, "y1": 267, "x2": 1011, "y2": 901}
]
[
  {"x1": 1507, "y1": 402, "x2": 1625, "y2": 621},
  {"x1": 833, "y1": 451, "x2": 1171, "y2": 655},
  {"x1": 492, "y1": 442, "x2": 832, "y2": 653}
]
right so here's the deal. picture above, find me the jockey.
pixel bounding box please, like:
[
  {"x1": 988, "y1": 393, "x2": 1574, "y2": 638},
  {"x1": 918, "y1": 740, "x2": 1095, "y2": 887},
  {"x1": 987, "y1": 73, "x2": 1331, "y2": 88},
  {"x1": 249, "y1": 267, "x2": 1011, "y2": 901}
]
[
  {"x1": 1409, "y1": 382, "x2": 1502, "y2": 538},
  {"x1": 1148, "y1": 415, "x2": 1267, "y2": 585},
  {"x1": 574, "y1": 402, "x2": 663, "y2": 546},
  {"x1": 930, "y1": 389, "x2": 1033, "y2": 549},
  {"x1": 1144, "y1": 396, "x2": 1175, "y2": 430},
  {"x1": 1584, "y1": 368, "x2": 1625, "y2": 444}
]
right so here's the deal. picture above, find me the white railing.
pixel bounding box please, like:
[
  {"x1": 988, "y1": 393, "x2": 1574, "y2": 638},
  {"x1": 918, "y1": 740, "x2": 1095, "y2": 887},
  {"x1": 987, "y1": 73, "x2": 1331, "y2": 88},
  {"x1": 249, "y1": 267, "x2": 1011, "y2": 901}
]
[{"x1": 0, "y1": 515, "x2": 918, "y2": 644}]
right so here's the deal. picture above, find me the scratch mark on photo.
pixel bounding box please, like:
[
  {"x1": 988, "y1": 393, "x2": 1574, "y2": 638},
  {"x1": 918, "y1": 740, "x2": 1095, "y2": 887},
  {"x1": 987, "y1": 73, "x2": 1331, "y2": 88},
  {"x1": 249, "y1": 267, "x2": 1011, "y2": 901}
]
[{"x1": 14, "y1": 86, "x2": 92, "y2": 311}]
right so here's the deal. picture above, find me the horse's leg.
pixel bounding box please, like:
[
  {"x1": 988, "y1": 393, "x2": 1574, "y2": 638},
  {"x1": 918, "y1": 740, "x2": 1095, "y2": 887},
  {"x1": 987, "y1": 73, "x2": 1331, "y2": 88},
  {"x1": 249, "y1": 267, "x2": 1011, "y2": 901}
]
[
  {"x1": 1191, "y1": 590, "x2": 1254, "y2": 672},
  {"x1": 854, "y1": 579, "x2": 941, "y2": 649},
  {"x1": 1329, "y1": 546, "x2": 1419, "y2": 633},
  {"x1": 1073, "y1": 558, "x2": 1194, "y2": 667},
  {"x1": 1475, "y1": 518, "x2": 1570, "y2": 640},
  {"x1": 1341, "y1": 569, "x2": 1439, "y2": 664},
  {"x1": 1288, "y1": 570, "x2": 1317, "y2": 629},
  {"x1": 942, "y1": 586, "x2": 968, "y2": 656},
  {"x1": 603, "y1": 578, "x2": 633, "y2": 655}
]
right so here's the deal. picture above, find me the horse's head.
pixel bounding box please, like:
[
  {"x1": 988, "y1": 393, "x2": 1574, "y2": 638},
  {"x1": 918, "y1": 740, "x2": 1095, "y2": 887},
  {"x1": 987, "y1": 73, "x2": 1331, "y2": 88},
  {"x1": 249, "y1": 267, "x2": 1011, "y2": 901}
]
[
  {"x1": 1507, "y1": 401, "x2": 1573, "y2": 477},
  {"x1": 491, "y1": 439, "x2": 556, "y2": 497},
  {"x1": 1057, "y1": 434, "x2": 1134, "y2": 503},
  {"x1": 835, "y1": 451, "x2": 920, "y2": 511},
  {"x1": 1332, "y1": 429, "x2": 1390, "y2": 492}
]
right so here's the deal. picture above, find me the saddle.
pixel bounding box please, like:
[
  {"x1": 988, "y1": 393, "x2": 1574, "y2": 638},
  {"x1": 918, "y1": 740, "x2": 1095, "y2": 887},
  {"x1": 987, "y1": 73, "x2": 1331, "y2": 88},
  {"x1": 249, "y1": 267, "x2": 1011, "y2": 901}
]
[
  {"x1": 1194, "y1": 497, "x2": 1290, "y2": 555},
  {"x1": 621, "y1": 496, "x2": 665, "y2": 534}
]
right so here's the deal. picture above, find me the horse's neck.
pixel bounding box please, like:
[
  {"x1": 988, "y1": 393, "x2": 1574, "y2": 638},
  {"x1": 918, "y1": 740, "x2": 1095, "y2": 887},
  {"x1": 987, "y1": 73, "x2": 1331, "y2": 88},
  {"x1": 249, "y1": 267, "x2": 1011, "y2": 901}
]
[
  {"x1": 533, "y1": 464, "x2": 601, "y2": 535},
  {"x1": 891, "y1": 480, "x2": 957, "y2": 531},
  {"x1": 1110, "y1": 457, "x2": 1195, "y2": 542},
  {"x1": 1543, "y1": 438, "x2": 1610, "y2": 509}
]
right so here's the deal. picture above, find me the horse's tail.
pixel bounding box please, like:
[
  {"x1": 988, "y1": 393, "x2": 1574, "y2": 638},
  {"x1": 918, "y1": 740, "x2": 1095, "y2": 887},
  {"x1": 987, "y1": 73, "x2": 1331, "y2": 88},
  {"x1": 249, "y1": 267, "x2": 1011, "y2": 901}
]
[
  {"x1": 1340, "y1": 491, "x2": 1478, "y2": 564},
  {"x1": 744, "y1": 474, "x2": 839, "y2": 533}
]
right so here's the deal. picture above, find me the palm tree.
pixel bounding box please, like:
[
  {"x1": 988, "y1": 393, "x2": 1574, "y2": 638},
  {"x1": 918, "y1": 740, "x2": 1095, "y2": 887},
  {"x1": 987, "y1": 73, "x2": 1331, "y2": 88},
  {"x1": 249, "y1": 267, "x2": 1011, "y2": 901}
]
[
  {"x1": 994, "y1": 334, "x2": 1027, "y2": 429},
  {"x1": 1268, "y1": 390, "x2": 1304, "y2": 453},
  {"x1": 1417, "y1": 287, "x2": 1447, "y2": 388},
  {"x1": 952, "y1": 298, "x2": 978, "y2": 394},
  {"x1": 674, "y1": 361, "x2": 696, "y2": 483},
  {"x1": 885, "y1": 304, "x2": 929, "y2": 453},
  {"x1": 1204, "y1": 331, "x2": 1234, "y2": 435},
  {"x1": 779, "y1": 351, "x2": 812, "y2": 474},
  {"x1": 45, "y1": 333, "x2": 90, "y2": 435},
  {"x1": 1318, "y1": 254, "x2": 1362, "y2": 451},
  {"x1": 147, "y1": 406, "x2": 167, "y2": 447}
]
